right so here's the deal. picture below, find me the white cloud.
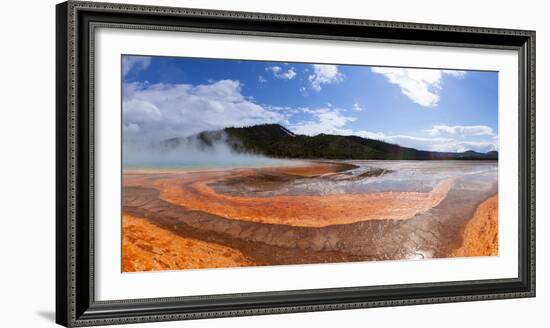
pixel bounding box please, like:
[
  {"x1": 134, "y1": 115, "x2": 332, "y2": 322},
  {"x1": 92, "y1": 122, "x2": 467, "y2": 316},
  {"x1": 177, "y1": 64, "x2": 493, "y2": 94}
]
[
  {"x1": 124, "y1": 122, "x2": 141, "y2": 134},
  {"x1": 285, "y1": 68, "x2": 297, "y2": 79},
  {"x1": 352, "y1": 103, "x2": 364, "y2": 111},
  {"x1": 289, "y1": 107, "x2": 356, "y2": 136},
  {"x1": 286, "y1": 110, "x2": 496, "y2": 152},
  {"x1": 308, "y1": 64, "x2": 344, "y2": 91},
  {"x1": 122, "y1": 56, "x2": 151, "y2": 77},
  {"x1": 353, "y1": 131, "x2": 498, "y2": 153},
  {"x1": 285, "y1": 104, "x2": 496, "y2": 153},
  {"x1": 123, "y1": 98, "x2": 162, "y2": 123},
  {"x1": 371, "y1": 67, "x2": 466, "y2": 107},
  {"x1": 442, "y1": 70, "x2": 468, "y2": 78},
  {"x1": 258, "y1": 75, "x2": 267, "y2": 83},
  {"x1": 122, "y1": 80, "x2": 287, "y2": 144},
  {"x1": 299, "y1": 87, "x2": 308, "y2": 97},
  {"x1": 123, "y1": 78, "x2": 496, "y2": 154},
  {"x1": 429, "y1": 140, "x2": 498, "y2": 153},
  {"x1": 424, "y1": 124, "x2": 494, "y2": 137},
  {"x1": 266, "y1": 66, "x2": 297, "y2": 80},
  {"x1": 353, "y1": 129, "x2": 498, "y2": 153}
]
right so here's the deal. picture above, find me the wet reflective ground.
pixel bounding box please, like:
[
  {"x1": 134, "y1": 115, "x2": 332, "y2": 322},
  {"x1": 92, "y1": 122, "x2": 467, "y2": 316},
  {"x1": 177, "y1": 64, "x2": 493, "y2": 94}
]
[
  {"x1": 122, "y1": 160, "x2": 498, "y2": 271},
  {"x1": 212, "y1": 160, "x2": 497, "y2": 196}
]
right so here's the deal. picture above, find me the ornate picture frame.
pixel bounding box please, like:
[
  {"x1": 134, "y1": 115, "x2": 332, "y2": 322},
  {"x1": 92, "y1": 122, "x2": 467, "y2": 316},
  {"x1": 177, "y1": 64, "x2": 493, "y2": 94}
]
[{"x1": 56, "y1": 1, "x2": 535, "y2": 326}]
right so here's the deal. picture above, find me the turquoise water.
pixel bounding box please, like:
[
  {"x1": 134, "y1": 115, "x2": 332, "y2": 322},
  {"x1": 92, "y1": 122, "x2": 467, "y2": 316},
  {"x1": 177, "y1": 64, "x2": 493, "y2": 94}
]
[{"x1": 123, "y1": 158, "x2": 304, "y2": 170}]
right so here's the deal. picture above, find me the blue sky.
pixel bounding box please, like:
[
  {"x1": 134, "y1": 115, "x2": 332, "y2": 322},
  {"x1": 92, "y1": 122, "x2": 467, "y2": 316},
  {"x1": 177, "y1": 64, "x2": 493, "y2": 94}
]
[{"x1": 122, "y1": 55, "x2": 498, "y2": 153}]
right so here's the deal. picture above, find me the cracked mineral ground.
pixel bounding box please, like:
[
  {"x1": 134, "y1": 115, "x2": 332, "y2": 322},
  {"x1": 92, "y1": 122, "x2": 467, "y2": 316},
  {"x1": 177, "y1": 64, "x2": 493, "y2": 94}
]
[{"x1": 121, "y1": 160, "x2": 498, "y2": 272}]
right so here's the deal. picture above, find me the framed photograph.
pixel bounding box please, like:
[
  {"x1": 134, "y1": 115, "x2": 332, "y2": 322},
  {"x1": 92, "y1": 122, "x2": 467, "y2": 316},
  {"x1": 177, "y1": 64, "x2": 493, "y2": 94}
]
[{"x1": 56, "y1": 1, "x2": 535, "y2": 326}]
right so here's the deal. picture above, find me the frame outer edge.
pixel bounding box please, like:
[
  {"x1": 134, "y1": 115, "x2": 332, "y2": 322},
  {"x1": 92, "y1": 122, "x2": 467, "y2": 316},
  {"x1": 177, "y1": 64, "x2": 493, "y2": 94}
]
[
  {"x1": 59, "y1": 1, "x2": 536, "y2": 326},
  {"x1": 68, "y1": 0, "x2": 79, "y2": 326},
  {"x1": 529, "y1": 31, "x2": 535, "y2": 296},
  {"x1": 69, "y1": 0, "x2": 533, "y2": 37},
  {"x1": 56, "y1": 2, "x2": 70, "y2": 327}
]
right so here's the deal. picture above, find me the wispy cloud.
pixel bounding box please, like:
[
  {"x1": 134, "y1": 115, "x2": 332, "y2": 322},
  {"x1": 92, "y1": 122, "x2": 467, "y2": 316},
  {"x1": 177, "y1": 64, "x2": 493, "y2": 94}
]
[
  {"x1": 352, "y1": 103, "x2": 364, "y2": 112},
  {"x1": 266, "y1": 66, "x2": 297, "y2": 80},
  {"x1": 371, "y1": 67, "x2": 466, "y2": 107},
  {"x1": 354, "y1": 129, "x2": 497, "y2": 153},
  {"x1": 121, "y1": 56, "x2": 496, "y2": 154},
  {"x1": 286, "y1": 105, "x2": 497, "y2": 152},
  {"x1": 289, "y1": 107, "x2": 355, "y2": 136},
  {"x1": 353, "y1": 131, "x2": 498, "y2": 153},
  {"x1": 123, "y1": 77, "x2": 498, "y2": 154},
  {"x1": 308, "y1": 64, "x2": 344, "y2": 92},
  {"x1": 424, "y1": 124, "x2": 494, "y2": 137},
  {"x1": 122, "y1": 55, "x2": 152, "y2": 77},
  {"x1": 428, "y1": 140, "x2": 498, "y2": 153}
]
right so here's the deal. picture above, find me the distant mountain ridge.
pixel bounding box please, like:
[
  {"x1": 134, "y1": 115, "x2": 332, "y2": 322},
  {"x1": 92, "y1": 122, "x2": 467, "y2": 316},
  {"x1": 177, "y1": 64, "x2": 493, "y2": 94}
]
[{"x1": 160, "y1": 124, "x2": 498, "y2": 160}]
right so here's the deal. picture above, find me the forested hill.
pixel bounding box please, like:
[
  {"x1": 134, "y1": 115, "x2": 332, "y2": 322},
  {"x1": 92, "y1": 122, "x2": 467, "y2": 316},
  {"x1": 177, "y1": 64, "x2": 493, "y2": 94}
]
[{"x1": 160, "y1": 124, "x2": 498, "y2": 160}]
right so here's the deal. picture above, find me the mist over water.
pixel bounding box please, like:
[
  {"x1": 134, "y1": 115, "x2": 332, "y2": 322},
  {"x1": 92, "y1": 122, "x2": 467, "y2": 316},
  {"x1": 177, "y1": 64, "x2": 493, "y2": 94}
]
[{"x1": 123, "y1": 133, "x2": 296, "y2": 169}]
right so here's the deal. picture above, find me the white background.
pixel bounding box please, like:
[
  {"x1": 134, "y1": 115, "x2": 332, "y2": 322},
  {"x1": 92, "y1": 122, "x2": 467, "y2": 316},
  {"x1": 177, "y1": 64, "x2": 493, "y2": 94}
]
[
  {"x1": 0, "y1": 0, "x2": 545, "y2": 327},
  {"x1": 96, "y1": 28, "x2": 519, "y2": 300}
]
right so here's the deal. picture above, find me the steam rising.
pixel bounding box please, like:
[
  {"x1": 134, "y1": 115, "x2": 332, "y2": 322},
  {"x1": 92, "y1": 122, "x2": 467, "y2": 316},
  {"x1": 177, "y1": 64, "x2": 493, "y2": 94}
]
[{"x1": 123, "y1": 131, "x2": 293, "y2": 169}]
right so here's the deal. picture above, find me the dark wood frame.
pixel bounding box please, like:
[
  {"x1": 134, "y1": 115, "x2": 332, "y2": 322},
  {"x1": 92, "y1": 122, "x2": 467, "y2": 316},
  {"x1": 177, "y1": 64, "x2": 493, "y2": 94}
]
[{"x1": 56, "y1": 1, "x2": 536, "y2": 326}]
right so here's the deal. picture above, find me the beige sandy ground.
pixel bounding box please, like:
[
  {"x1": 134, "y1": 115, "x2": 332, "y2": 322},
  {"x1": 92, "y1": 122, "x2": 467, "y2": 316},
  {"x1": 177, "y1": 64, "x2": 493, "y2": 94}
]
[
  {"x1": 122, "y1": 214, "x2": 253, "y2": 272},
  {"x1": 451, "y1": 194, "x2": 499, "y2": 257}
]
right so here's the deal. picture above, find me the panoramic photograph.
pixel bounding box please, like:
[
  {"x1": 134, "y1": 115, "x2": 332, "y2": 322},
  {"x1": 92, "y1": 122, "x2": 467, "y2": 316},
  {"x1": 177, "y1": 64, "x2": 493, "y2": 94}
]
[{"x1": 121, "y1": 55, "x2": 499, "y2": 272}]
